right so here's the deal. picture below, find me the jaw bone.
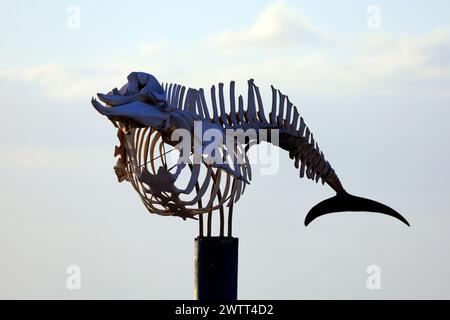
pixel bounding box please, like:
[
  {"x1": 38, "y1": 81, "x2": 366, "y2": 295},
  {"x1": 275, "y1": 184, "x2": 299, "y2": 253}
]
[{"x1": 91, "y1": 98, "x2": 169, "y2": 130}]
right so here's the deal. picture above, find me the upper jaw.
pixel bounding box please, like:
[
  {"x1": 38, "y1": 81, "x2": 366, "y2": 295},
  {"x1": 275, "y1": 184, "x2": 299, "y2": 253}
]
[
  {"x1": 96, "y1": 91, "x2": 167, "y2": 108},
  {"x1": 91, "y1": 95, "x2": 170, "y2": 130}
]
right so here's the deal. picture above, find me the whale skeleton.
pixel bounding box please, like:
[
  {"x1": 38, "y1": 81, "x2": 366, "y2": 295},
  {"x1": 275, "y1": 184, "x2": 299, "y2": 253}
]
[{"x1": 92, "y1": 72, "x2": 409, "y2": 237}]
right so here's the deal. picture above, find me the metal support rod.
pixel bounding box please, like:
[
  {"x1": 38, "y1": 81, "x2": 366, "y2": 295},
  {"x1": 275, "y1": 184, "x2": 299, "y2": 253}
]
[{"x1": 194, "y1": 237, "x2": 238, "y2": 300}]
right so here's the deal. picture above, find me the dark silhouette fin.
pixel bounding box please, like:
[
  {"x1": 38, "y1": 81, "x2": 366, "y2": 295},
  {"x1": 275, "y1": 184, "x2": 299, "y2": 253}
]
[{"x1": 305, "y1": 190, "x2": 410, "y2": 226}]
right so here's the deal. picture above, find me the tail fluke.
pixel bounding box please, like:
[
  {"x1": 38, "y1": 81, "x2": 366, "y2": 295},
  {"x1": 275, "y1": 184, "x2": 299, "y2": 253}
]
[{"x1": 305, "y1": 190, "x2": 410, "y2": 226}]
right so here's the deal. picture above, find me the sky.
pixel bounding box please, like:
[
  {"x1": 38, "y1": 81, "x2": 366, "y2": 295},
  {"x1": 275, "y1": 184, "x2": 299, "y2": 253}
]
[{"x1": 1, "y1": 0, "x2": 450, "y2": 299}]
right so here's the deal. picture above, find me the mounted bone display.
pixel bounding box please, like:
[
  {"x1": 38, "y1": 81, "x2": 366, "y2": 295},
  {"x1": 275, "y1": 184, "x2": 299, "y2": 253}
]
[{"x1": 92, "y1": 72, "x2": 409, "y2": 237}]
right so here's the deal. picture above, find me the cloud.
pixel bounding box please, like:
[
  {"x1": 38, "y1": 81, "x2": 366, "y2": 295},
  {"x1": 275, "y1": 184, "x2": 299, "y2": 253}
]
[
  {"x1": 0, "y1": 146, "x2": 106, "y2": 169},
  {"x1": 1, "y1": 3, "x2": 450, "y2": 101},
  {"x1": 202, "y1": 26, "x2": 450, "y2": 97},
  {"x1": 0, "y1": 39, "x2": 171, "y2": 101},
  {"x1": 205, "y1": 1, "x2": 334, "y2": 49},
  {"x1": 0, "y1": 64, "x2": 127, "y2": 101},
  {"x1": 349, "y1": 28, "x2": 450, "y2": 95},
  {"x1": 138, "y1": 40, "x2": 168, "y2": 56}
]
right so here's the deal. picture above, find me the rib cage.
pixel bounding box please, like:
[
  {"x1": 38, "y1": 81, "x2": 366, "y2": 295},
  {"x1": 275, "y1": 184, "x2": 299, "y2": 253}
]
[
  {"x1": 114, "y1": 113, "x2": 251, "y2": 236},
  {"x1": 117, "y1": 127, "x2": 248, "y2": 209}
]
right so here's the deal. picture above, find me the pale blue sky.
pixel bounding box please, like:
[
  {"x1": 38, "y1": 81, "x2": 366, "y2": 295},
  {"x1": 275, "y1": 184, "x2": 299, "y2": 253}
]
[
  {"x1": 2, "y1": 0, "x2": 450, "y2": 67},
  {"x1": 1, "y1": 0, "x2": 450, "y2": 299}
]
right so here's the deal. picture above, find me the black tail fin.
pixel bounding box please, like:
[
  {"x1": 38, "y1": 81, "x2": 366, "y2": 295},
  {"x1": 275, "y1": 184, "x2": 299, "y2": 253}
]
[{"x1": 304, "y1": 190, "x2": 410, "y2": 226}]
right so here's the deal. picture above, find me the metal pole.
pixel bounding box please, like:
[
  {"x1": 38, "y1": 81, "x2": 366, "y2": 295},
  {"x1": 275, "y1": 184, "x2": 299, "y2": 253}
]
[{"x1": 194, "y1": 237, "x2": 239, "y2": 300}]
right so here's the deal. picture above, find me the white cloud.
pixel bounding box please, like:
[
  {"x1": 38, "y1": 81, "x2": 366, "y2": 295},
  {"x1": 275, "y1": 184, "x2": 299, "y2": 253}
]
[
  {"x1": 0, "y1": 40, "x2": 171, "y2": 101},
  {"x1": 0, "y1": 146, "x2": 105, "y2": 169},
  {"x1": 0, "y1": 64, "x2": 127, "y2": 100},
  {"x1": 1, "y1": 4, "x2": 450, "y2": 100},
  {"x1": 138, "y1": 40, "x2": 168, "y2": 56},
  {"x1": 205, "y1": 1, "x2": 334, "y2": 49},
  {"x1": 349, "y1": 28, "x2": 450, "y2": 95}
]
